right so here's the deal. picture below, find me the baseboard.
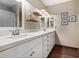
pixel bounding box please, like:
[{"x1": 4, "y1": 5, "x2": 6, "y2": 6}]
[{"x1": 55, "y1": 44, "x2": 79, "y2": 49}]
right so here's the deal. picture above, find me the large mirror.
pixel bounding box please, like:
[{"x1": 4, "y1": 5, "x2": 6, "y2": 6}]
[{"x1": 0, "y1": 0, "x2": 22, "y2": 27}]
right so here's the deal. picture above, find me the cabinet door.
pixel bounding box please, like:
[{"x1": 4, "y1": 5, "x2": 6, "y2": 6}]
[
  {"x1": 43, "y1": 40, "x2": 48, "y2": 57},
  {"x1": 0, "y1": 37, "x2": 43, "y2": 58},
  {"x1": 43, "y1": 32, "x2": 55, "y2": 58},
  {"x1": 20, "y1": 43, "x2": 43, "y2": 58},
  {"x1": 50, "y1": 32, "x2": 55, "y2": 48},
  {"x1": 48, "y1": 32, "x2": 55, "y2": 51},
  {"x1": 43, "y1": 35, "x2": 49, "y2": 58}
]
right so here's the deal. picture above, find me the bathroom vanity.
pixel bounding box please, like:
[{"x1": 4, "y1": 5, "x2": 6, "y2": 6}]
[
  {"x1": 0, "y1": 0, "x2": 55, "y2": 58},
  {"x1": 0, "y1": 28, "x2": 55, "y2": 58}
]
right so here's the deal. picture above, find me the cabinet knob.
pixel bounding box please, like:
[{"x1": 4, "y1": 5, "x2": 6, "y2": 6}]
[
  {"x1": 30, "y1": 51, "x2": 35, "y2": 56},
  {"x1": 30, "y1": 54, "x2": 33, "y2": 56}
]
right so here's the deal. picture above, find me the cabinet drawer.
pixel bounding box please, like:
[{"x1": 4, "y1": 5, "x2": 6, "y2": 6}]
[
  {"x1": 20, "y1": 43, "x2": 43, "y2": 58},
  {"x1": 43, "y1": 32, "x2": 55, "y2": 58},
  {"x1": 0, "y1": 37, "x2": 43, "y2": 58}
]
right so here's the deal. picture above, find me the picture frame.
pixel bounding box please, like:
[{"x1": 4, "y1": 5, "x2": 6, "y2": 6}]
[
  {"x1": 69, "y1": 15, "x2": 76, "y2": 22},
  {"x1": 61, "y1": 12, "x2": 68, "y2": 19},
  {"x1": 61, "y1": 19, "x2": 68, "y2": 25}
]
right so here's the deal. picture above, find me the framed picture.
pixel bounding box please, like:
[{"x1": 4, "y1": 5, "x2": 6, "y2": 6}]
[
  {"x1": 61, "y1": 12, "x2": 68, "y2": 19},
  {"x1": 61, "y1": 19, "x2": 68, "y2": 25},
  {"x1": 69, "y1": 15, "x2": 76, "y2": 22}
]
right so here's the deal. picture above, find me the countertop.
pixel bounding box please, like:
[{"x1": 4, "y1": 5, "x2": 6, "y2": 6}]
[{"x1": 0, "y1": 28, "x2": 55, "y2": 52}]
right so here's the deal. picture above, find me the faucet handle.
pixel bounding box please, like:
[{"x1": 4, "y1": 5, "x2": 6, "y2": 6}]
[
  {"x1": 9, "y1": 30, "x2": 15, "y2": 35},
  {"x1": 15, "y1": 28, "x2": 21, "y2": 35}
]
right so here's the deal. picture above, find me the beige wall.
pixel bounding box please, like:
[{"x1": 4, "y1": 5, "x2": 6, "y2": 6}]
[
  {"x1": 46, "y1": 0, "x2": 77, "y2": 15},
  {"x1": 46, "y1": 0, "x2": 79, "y2": 48},
  {"x1": 76, "y1": 0, "x2": 79, "y2": 48}
]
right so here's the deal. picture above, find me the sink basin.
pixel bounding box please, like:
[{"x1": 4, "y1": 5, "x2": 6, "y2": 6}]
[
  {"x1": 1, "y1": 32, "x2": 39, "y2": 39},
  {"x1": 1, "y1": 33, "x2": 30, "y2": 39}
]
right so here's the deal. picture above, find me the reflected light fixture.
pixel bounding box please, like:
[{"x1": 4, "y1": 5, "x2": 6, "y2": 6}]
[
  {"x1": 41, "y1": 0, "x2": 72, "y2": 6},
  {"x1": 16, "y1": 0, "x2": 22, "y2": 2}
]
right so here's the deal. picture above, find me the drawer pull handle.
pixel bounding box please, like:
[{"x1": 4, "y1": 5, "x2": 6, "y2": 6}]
[
  {"x1": 30, "y1": 51, "x2": 35, "y2": 56},
  {"x1": 30, "y1": 54, "x2": 33, "y2": 56}
]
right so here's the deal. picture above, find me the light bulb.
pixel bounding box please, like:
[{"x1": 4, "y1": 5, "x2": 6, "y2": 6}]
[{"x1": 16, "y1": 0, "x2": 22, "y2": 2}]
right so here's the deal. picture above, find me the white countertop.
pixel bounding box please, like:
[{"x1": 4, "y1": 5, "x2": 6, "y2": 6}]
[{"x1": 0, "y1": 28, "x2": 55, "y2": 52}]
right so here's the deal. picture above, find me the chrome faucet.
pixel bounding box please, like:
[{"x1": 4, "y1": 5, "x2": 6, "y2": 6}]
[{"x1": 11, "y1": 28, "x2": 21, "y2": 36}]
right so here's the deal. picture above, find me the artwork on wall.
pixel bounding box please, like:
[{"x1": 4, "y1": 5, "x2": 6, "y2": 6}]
[
  {"x1": 69, "y1": 15, "x2": 76, "y2": 22},
  {"x1": 61, "y1": 12, "x2": 68, "y2": 19},
  {"x1": 61, "y1": 12, "x2": 68, "y2": 25},
  {"x1": 61, "y1": 19, "x2": 68, "y2": 25},
  {"x1": 61, "y1": 12, "x2": 76, "y2": 26}
]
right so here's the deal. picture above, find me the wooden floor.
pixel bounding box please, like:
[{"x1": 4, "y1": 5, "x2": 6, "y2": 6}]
[{"x1": 48, "y1": 45, "x2": 79, "y2": 58}]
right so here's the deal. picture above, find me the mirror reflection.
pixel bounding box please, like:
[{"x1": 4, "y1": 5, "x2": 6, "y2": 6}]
[{"x1": 0, "y1": 0, "x2": 22, "y2": 27}]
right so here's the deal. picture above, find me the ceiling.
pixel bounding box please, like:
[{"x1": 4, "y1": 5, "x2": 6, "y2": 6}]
[{"x1": 41, "y1": 0, "x2": 72, "y2": 6}]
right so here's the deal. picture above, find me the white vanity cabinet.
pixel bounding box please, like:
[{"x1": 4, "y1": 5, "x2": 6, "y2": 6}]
[
  {"x1": 43, "y1": 32, "x2": 55, "y2": 58},
  {"x1": 0, "y1": 36, "x2": 43, "y2": 58},
  {"x1": 48, "y1": 32, "x2": 55, "y2": 52},
  {"x1": 20, "y1": 43, "x2": 43, "y2": 58},
  {"x1": 43, "y1": 35, "x2": 48, "y2": 57},
  {"x1": 0, "y1": 30, "x2": 55, "y2": 58}
]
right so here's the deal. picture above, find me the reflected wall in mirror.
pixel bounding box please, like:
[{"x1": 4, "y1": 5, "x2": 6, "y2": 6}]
[{"x1": 0, "y1": 0, "x2": 22, "y2": 27}]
